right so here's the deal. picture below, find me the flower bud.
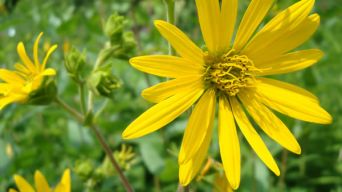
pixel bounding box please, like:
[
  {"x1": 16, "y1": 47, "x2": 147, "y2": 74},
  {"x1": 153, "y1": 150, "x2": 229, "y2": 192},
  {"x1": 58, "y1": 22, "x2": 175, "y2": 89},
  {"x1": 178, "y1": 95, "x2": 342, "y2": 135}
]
[
  {"x1": 87, "y1": 64, "x2": 121, "y2": 98},
  {"x1": 112, "y1": 31, "x2": 136, "y2": 59},
  {"x1": 74, "y1": 159, "x2": 94, "y2": 179},
  {"x1": 114, "y1": 144, "x2": 136, "y2": 171},
  {"x1": 64, "y1": 47, "x2": 86, "y2": 82},
  {"x1": 104, "y1": 13, "x2": 125, "y2": 44}
]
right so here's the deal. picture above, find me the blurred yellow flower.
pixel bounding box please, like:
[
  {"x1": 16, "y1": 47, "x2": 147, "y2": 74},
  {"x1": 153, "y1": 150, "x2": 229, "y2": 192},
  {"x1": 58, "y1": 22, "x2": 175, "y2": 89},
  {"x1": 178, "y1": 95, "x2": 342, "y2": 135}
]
[
  {"x1": 0, "y1": 32, "x2": 57, "y2": 109},
  {"x1": 6, "y1": 143, "x2": 14, "y2": 158},
  {"x1": 63, "y1": 41, "x2": 71, "y2": 54},
  {"x1": 122, "y1": 0, "x2": 332, "y2": 189},
  {"x1": 9, "y1": 169, "x2": 71, "y2": 192}
]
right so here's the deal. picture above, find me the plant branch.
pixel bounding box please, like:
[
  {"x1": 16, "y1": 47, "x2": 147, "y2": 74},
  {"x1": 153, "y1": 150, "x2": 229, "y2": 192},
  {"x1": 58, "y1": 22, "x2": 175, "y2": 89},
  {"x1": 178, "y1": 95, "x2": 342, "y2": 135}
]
[
  {"x1": 78, "y1": 81, "x2": 87, "y2": 115},
  {"x1": 55, "y1": 97, "x2": 83, "y2": 123},
  {"x1": 278, "y1": 149, "x2": 288, "y2": 190},
  {"x1": 55, "y1": 97, "x2": 134, "y2": 192},
  {"x1": 89, "y1": 124, "x2": 134, "y2": 192}
]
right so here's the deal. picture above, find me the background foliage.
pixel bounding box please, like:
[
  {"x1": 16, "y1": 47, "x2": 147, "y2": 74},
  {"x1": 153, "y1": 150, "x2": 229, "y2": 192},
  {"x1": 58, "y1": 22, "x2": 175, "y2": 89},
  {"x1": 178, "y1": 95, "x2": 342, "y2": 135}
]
[{"x1": 0, "y1": 0, "x2": 341, "y2": 191}]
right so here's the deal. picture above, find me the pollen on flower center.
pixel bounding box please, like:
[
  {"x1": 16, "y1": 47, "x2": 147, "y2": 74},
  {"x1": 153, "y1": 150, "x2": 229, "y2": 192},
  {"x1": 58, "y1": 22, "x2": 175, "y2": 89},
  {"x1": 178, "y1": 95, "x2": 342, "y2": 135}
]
[{"x1": 204, "y1": 49, "x2": 257, "y2": 96}]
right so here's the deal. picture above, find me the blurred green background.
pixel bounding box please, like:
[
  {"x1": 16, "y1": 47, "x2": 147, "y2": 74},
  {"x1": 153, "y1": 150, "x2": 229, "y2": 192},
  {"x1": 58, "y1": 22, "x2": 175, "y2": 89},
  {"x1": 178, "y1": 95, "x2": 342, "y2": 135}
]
[{"x1": 0, "y1": 0, "x2": 341, "y2": 191}]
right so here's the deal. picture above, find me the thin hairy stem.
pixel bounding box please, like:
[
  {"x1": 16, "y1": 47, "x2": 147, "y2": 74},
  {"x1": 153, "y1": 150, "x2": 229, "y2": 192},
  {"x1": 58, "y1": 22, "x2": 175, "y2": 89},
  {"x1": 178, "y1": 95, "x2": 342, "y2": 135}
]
[{"x1": 55, "y1": 97, "x2": 134, "y2": 191}]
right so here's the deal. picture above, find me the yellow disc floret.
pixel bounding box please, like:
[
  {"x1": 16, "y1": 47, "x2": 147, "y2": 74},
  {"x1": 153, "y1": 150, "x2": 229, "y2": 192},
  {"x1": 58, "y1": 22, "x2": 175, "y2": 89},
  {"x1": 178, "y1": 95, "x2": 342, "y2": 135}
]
[{"x1": 204, "y1": 49, "x2": 257, "y2": 96}]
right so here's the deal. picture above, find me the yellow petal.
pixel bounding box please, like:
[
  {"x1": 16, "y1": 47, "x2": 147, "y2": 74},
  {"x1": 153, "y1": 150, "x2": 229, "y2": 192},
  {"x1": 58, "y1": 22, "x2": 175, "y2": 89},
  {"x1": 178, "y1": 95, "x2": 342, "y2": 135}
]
[
  {"x1": 17, "y1": 42, "x2": 36, "y2": 72},
  {"x1": 239, "y1": 91, "x2": 301, "y2": 154},
  {"x1": 230, "y1": 97, "x2": 280, "y2": 176},
  {"x1": 34, "y1": 170, "x2": 51, "y2": 192},
  {"x1": 243, "y1": 0, "x2": 314, "y2": 61},
  {"x1": 257, "y1": 78, "x2": 318, "y2": 102},
  {"x1": 233, "y1": 0, "x2": 274, "y2": 51},
  {"x1": 257, "y1": 49, "x2": 324, "y2": 75},
  {"x1": 219, "y1": 0, "x2": 238, "y2": 52},
  {"x1": 59, "y1": 169, "x2": 71, "y2": 192},
  {"x1": 34, "y1": 32, "x2": 44, "y2": 67},
  {"x1": 54, "y1": 184, "x2": 65, "y2": 192},
  {"x1": 0, "y1": 83, "x2": 11, "y2": 94},
  {"x1": 30, "y1": 77, "x2": 43, "y2": 92},
  {"x1": 9, "y1": 189, "x2": 18, "y2": 192},
  {"x1": 40, "y1": 68, "x2": 56, "y2": 76},
  {"x1": 122, "y1": 88, "x2": 204, "y2": 139},
  {"x1": 195, "y1": 0, "x2": 220, "y2": 53},
  {"x1": 0, "y1": 89, "x2": 27, "y2": 109},
  {"x1": 262, "y1": 14, "x2": 320, "y2": 60},
  {"x1": 41, "y1": 44, "x2": 58, "y2": 71},
  {"x1": 154, "y1": 20, "x2": 204, "y2": 65},
  {"x1": 129, "y1": 55, "x2": 203, "y2": 78},
  {"x1": 14, "y1": 63, "x2": 29, "y2": 74},
  {"x1": 0, "y1": 96, "x2": 18, "y2": 110},
  {"x1": 179, "y1": 127, "x2": 213, "y2": 186},
  {"x1": 179, "y1": 89, "x2": 216, "y2": 164},
  {"x1": 0, "y1": 69, "x2": 25, "y2": 84},
  {"x1": 14, "y1": 175, "x2": 35, "y2": 192},
  {"x1": 255, "y1": 78, "x2": 332, "y2": 124},
  {"x1": 218, "y1": 96, "x2": 240, "y2": 189},
  {"x1": 142, "y1": 75, "x2": 203, "y2": 103}
]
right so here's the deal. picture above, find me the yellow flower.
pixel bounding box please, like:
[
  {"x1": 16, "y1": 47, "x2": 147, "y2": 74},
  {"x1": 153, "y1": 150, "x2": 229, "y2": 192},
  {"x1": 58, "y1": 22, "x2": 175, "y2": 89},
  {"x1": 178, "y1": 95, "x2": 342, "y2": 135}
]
[
  {"x1": 0, "y1": 32, "x2": 57, "y2": 109},
  {"x1": 122, "y1": 0, "x2": 332, "y2": 189},
  {"x1": 9, "y1": 169, "x2": 71, "y2": 192}
]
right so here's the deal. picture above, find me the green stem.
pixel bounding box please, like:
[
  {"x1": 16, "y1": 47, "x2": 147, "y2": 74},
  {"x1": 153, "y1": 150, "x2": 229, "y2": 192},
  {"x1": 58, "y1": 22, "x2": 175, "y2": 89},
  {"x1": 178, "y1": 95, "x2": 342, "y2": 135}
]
[
  {"x1": 176, "y1": 184, "x2": 189, "y2": 192},
  {"x1": 87, "y1": 91, "x2": 94, "y2": 114},
  {"x1": 184, "y1": 185, "x2": 190, "y2": 192},
  {"x1": 79, "y1": 81, "x2": 87, "y2": 115},
  {"x1": 164, "y1": 0, "x2": 175, "y2": 55},
  {"x1": 153, "y1": 176, "x2": 161, "y2": 192},
  {"x1": 55, "y1": 97, "x2": 83, "y2": 123},
  {"x1": 252, "y1": 152, "x2": 257, "y2": 192},
  {"x1": 89, "y1": 124, "x2": 134, "y2": 192},
  {"x1": 94, "y1": 99, "x2": 109, "y2": 120},
  {"x1": 278, "y1": 149, "x2": 288, "y2": 191},
  {"x1": 176, "y1": 184, "x2": 183, "y2": 192},
  {"x1": 54, "y1": 97, "x2": 134, "y2": 192},
  {"x1": 87, "y1": 55, "x2": 102, "y2": 115}
]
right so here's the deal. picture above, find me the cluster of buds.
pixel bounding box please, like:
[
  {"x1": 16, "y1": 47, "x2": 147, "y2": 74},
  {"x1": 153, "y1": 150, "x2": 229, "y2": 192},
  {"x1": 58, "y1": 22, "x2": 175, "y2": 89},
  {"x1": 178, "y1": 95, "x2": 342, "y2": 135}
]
[
  {"x1": 64, "y1": 47, "x2": 87, "y2": 83},
  {"x1": 87, "y1": 64, "x2": 121, "y2": 98},
  {"x1": 97, "y1": 144, "x2": 137, "y2": 177},
  {"x1": 62, "y1": 13, "x2": 136, "y2": 99},
  {"x1": 104, "y1": 13, "x2": 136, "y2": 59},
  {"x1": 74, "y1": 144, "x2": 137, "y2": 189}
]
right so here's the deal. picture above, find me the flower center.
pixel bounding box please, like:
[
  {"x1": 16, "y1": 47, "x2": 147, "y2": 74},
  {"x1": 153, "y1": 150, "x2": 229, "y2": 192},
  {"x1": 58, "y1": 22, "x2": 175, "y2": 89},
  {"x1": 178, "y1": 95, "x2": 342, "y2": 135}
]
[{"x1": 204, "y1": 49, "x2": 257, "y2": 96}]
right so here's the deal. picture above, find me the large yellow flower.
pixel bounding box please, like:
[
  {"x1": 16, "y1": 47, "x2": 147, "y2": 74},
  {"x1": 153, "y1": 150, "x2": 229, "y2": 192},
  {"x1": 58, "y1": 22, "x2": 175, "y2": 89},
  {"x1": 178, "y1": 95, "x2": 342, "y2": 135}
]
[
  {"x1": 0, "y1": 32, "x2": 57, "y2": 109},
  {"x1": 9, "y1": 169, "x2": 71, "y2": 192},
  {"x1": 122, "y1": 0, "x2": 332, "y2": 189}
]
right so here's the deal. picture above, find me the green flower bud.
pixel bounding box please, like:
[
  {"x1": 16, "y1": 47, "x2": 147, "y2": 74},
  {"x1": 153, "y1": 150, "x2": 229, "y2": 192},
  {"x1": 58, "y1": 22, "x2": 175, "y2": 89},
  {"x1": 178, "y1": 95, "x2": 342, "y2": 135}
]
[
  {"x1": 104, "y1": 13, "x2": 125, "y2": 44},
  {"x1": 114, "y1": 144, "x2": 137, "y2": 171},
  {"x1": 28, "y1": 78, "x2": 57, "y2": 105},
  {"x1": 112, "y1": 32, "x2": 136, "y2": 59},
  {"x1": 95, "y1": 155, "x2": 116, "y2": 177},
  {"x1": 122, "y1": 32, "x2": 136, "y2": 50},
  {"x1": 87, "y1": 64, "x2": 121, "y2": 98},
  {"x1": 64, "y1": 47, "x2": 86, "y2": 82},
  {"x1": 74, "y1": 159, "x2": 94, "y2": 179}
]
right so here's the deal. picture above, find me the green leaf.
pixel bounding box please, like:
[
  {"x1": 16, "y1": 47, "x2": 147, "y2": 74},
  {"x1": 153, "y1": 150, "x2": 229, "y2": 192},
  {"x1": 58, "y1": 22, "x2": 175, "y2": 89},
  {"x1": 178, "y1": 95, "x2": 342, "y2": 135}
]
[
  {"x1": 159, "y1": 158, "x2": 178, "y2": 182},
  {"x1": 138, "y1": 134, "x2": 165, "y2": 174}
]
